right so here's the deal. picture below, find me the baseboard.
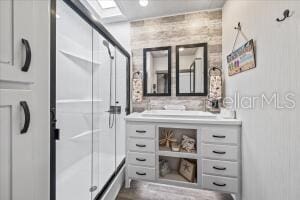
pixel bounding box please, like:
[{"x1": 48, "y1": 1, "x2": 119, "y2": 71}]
[{"x1": 100, "y1": 166, "x2": 125, "y2": 200}]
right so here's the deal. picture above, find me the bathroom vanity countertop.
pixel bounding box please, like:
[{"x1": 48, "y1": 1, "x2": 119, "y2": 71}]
[{"x1": 125, "y1": 112, "x2": 242, "y2": 125}]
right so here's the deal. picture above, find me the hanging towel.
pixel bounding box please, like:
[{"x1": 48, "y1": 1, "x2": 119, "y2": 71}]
[
  {"x1": 132, "y1": 72, "x2": 143, "y2": 103},
  {"x1": 209, "y1": 75, "x2": 222, "y2": 99}
]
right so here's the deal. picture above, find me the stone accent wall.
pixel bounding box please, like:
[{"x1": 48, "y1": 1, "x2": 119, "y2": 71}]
[{"x1": 130, "y1": 9, "x2": 222, "y2": 112}]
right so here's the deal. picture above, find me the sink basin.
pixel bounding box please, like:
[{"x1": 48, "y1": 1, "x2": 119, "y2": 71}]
[{"x1": 141, "y1": 110, "x2": 217, "y2": 119}]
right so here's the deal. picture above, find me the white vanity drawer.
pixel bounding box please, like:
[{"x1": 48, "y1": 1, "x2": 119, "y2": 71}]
[
  {"x1": 202, "y1": 127, "x2": 239, "y2": 145},
  {"x1": 127, "y1": 165, "x2": 155, "y2": 181},
  {"x1": 202, "y1": 144, "x2": 238, "y2": 161},
  {"x1": 128, "y1": 138, "x2": 155, "y2": 153},
  {"x1": 203, "y1": 175, "x2": 238, "y2": 193},
  {"x1": 127, "y1": 152, "x2": 155, "y2": 167},
  {"x1": 127, "y1": 123, "x2": 155, "y2": 138},
  {"x1": 203, "y1": 159, "x2": 238, "y2": 177}
]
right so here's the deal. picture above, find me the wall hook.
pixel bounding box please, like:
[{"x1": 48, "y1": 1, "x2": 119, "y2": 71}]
[
  {"x1": 234, "y1": 22, "x2": 241, "y2": 31},
  {"x1": 276, "y1": 9, "x2": 292, "y2": 22}
]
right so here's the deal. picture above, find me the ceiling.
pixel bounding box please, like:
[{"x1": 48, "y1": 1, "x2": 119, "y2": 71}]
[{"x1": 115, "y1": 0, "x2": 226, "y2": 22}]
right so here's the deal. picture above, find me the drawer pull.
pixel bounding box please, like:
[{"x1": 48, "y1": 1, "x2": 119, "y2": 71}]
[
  {"x1": 213, "y1": 166, "x2": 226, "y2": 170},
  {"x1": 136, "y1": 158, "x2": 146, "y2": 162},
  {"x1": 136, "y1": 130, "x2": 146, "y2": 133},
  {"x1": 213, "y1": 182, "x2": 226, "y2": 187},
  {"x1": 212, "y1": 150, "x2": 226, "y2": 154},
  {"x1": 136, "y1": 144, "x2": 146, "y2": 147},
  {"x1": 136, "y1": 172, "x2": 146, "y2": 176},
  {"x1": 212, "y1": 135, "x2": 226, "y2": 138}
]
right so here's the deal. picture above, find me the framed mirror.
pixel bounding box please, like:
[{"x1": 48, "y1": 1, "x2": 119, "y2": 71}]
[
  {"x1": 143, "y1": 46, "x2": 171, "y2": 96},
  {"x1": 176, "y1": 43, "x2": 208, "y2": 96}
]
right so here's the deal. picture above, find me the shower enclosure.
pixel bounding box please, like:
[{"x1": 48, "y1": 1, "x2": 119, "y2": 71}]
[{"x1": 52, "y1": 1, "x2": 129, "y2": 199}]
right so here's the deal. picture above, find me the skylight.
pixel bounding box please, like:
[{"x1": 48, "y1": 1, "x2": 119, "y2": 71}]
[{"x1": 98, "y1": 0, "x2": 117, "y2": 9}]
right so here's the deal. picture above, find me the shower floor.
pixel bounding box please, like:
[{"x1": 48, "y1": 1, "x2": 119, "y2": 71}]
[
  {"x1": 56, "y1": 154, "x2": 115, "y2": 200},
  {"x1": 117, "y1": 181, "x2": 234, "y2": 200}
]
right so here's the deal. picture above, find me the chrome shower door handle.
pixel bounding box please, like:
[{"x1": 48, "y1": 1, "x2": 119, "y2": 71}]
[
  {"x1": 106, "y1": 106, "x2": 121, "y2": 114},
  {"x1": 0, "y1": 60, "x2": 10, "y2": 64}
]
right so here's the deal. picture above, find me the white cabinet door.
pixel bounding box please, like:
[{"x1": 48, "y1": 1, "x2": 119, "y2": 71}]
[
  {"x1": 0, "y1": 0, "x2": 34, "y2": 83},
  {"x1": 0, "y1": 89, "x2": 34, "y2": 200}
]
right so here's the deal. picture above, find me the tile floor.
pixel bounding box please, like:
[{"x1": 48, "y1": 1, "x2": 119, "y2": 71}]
[{"x1": 116, "y1": 181, "x2": 234, "y2": 200}]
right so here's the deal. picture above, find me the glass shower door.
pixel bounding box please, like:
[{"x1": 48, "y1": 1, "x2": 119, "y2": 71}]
[
  {"x1": 115, "y1": 49, "x2": 127, "y2": 166},
  {"x1": 56, "y1": 1, "x2": 129, "y2": 199},
  {"x1": 92, "y1": 30, "x2": 116, "y2": 197},
  {"x1": 56, "y1": 1, "x2": 93, "y2": 200}
]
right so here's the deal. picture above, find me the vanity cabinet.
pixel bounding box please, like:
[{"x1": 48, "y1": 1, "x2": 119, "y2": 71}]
[
  {"x1": 0, "y1": 90, "x2": 34, "y2": 200},
  {"x1": 125, "y1": 113, "x2": 242, "y2": 200},
  {"x1": 0, "y1": 0, "x2": 34, "y2": 83}
]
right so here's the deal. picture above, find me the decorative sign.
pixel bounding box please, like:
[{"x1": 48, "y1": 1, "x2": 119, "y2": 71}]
[
  {"x1": 227, "y1": 39, "x2": 256, "y2": 76},
  {"x1": 179, "y1": 158, "x2": 196, "y2": 182}
]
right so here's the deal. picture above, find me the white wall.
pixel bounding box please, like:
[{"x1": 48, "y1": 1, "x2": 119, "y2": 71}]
[
  {"x1": 104, "y1": 21, "x2": 131, "y2": 53},
  {"x1": 223, "y1": 1, "x2": 300, "y2": 200}
]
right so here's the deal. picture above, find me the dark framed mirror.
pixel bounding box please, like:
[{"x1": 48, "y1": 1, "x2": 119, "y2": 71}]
[
  {"x1": 176, "y1": 43, "x2": 208, "y2": 96},
  {"x1": 143, "y1": 46, "x2": 171, "y2": 96}
]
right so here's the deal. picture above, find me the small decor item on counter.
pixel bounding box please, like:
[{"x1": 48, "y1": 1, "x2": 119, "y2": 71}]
[
  {"x1": 132, "y1": 71, "x2": 143, "y2": 103},
  {"x1": 181, "y1": 135, "x2": 196, "y2": 153},
  {"x1": 171, "y1": 142, "x2": 180, "y2": 152},
  {"x1": 159, "y1": 159, "x2": 171, "y2": 177},
  {"x1": 159, "y1": 129, "x2": 177, "y2": 148},
  {"x1": 220, "y1": 107, "x2": 236, "y2": 119},
  {"x1": 179, "y1": 159, "x2": 196, "y2": 182}
]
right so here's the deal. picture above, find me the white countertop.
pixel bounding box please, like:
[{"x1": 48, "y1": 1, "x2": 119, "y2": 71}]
[{"x1": 125, "y1": 112, "x2": 242, "y2": 125}]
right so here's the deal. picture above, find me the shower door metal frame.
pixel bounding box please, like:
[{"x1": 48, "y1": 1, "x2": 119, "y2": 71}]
[{"x1": 50, "y1": 0, "x2": 131, "y2": 199}]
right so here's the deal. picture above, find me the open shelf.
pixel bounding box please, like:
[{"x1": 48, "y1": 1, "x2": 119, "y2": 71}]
[
  {"x1": 159, "y1": 156, "x2": 197, "y2": 186},
  {"x1": 160, "y1": 170, "x2": 192, "y2": 182},
  {"x1": 158, "y1": 146, "x2": 197, "y2": 159},
  {"x1": 159, "y1": 127, "x2": 197, "y2": 154},
  {"x1": 59, "y1": 50, "x2": 101, "y2": 65}
]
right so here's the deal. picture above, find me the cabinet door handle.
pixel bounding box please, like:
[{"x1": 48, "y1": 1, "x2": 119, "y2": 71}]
[
  {"x1": 212, "y1": 150, "x2": 226, "y2": 154},
  {"x1": 20, "y1": 101, "x2": 30, "y2": 134},
  {"x1": 213, "y1": 166, "x2": 226, "y2": 170},
  {"x1": 136, "y1": 158, "x2": 146, "y2": 162},
  {"x1": 213, "y1": 182, "x2": 226, "y2": 187},
  {"x1": 136, "y1": 172, "x2": 146, "y2": 176},
  {"x1": 212, "y1": 135, "x2": 226, "y2": 138},
  {"x1": 21, "y1": 38, "x2": 31, "y2": 72},
  {"x1": 136, "y1": 130, "x2": 146, "y2": 133},
  {"x1": 136, "y1": 144, "x2": 146, "y2": 147}
]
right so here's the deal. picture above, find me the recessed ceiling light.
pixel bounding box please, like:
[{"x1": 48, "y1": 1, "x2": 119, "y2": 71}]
[
  {"x1": 139, "y1": 0, "x2": 149, "y2": 7},
  {"x1": 56, "y1": 14, "x2": 60, "y2": 19},
  {"x1": 98, "y1": 0, "x2": 117, "y2": 9},
  {"x1": 179, "y1": 47, "x2": 184, "y2": 52}
]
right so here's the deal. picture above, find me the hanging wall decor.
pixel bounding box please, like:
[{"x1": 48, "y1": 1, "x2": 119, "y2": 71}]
[
  {"x1": 227, "y1": 22, "x2": 256, "y2": 76},
  {"x1": 227, "y1": 39, "x2": 256, "y2": 76}
]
